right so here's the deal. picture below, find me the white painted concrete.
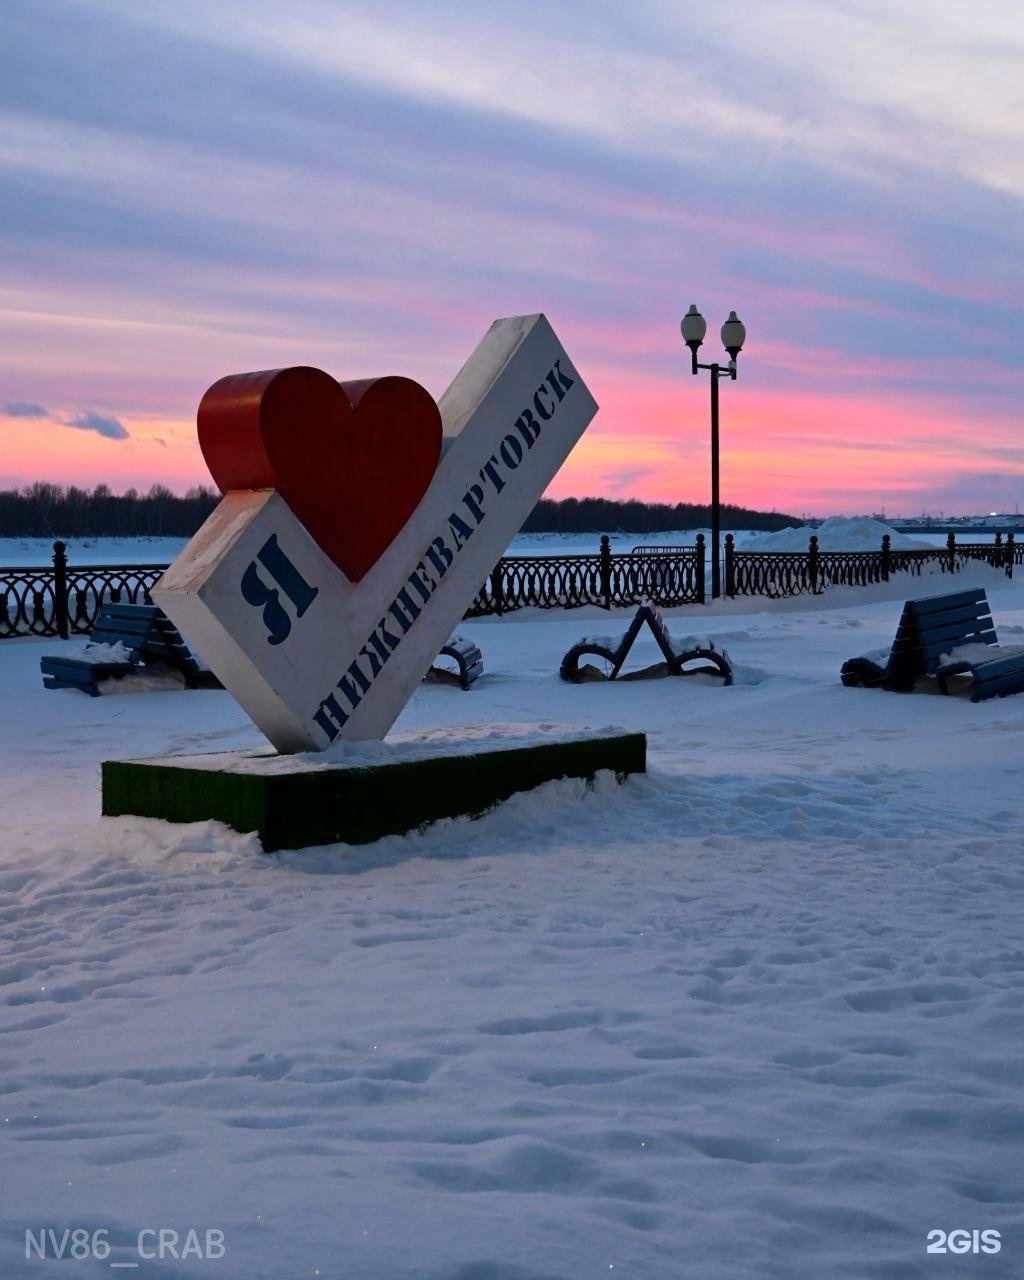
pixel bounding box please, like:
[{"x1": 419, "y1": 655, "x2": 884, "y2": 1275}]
[{"x1": 154, "y1": 315, "x2": 598, "y2": 751}]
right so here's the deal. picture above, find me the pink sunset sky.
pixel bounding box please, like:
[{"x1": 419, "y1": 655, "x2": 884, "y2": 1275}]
[{"x1": 2, "y1": 1, "x2": 1023, "y2": 517}]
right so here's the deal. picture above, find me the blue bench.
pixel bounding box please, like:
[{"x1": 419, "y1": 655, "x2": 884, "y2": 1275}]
[
  {"x1": 41, "y1": 603, "x2": 220, "y2": 695},
  {"x1": 841, "y1": 588, "x2": 1024, "y2": 702},
  {"x1": 560, "y1": 603, "x2": 732, "y2": 684},
  {"x1": 429, "y1": 635, "x2": 484, "y2": 690}
]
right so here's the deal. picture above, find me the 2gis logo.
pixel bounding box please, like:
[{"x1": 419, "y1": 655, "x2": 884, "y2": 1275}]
[{"x1": 926, "y1": 1228, "x2": 1002, "y2": 1255}]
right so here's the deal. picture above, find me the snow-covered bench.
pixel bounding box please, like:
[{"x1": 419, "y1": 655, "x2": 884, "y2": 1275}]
[
  {"x1": 841, "y1": 588, "x2": 1024, "y2": 702},
  {"x1": 429, "y1": 634, "x2": 484, "y2": 690},
  {"x1": 560, "y1": 603, "x2": 733, "y2": 684},
  {"x1": 41, "y1": 603, "x2": 220, "y2": 695}
]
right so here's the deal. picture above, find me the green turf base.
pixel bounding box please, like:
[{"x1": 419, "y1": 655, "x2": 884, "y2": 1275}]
[{"x1": 102, "y1": 731, "x2": 647, "y2": 851}]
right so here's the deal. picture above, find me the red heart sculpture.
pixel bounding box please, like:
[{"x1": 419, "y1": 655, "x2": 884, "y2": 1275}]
[{"x1": 197, "y1": 366, "x2": 442, "y2": 582}]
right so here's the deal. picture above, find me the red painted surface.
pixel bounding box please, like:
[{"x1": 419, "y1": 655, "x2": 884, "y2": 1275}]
[{"x1": 198, "y1": 366, "x2": 441, "y2": 582}]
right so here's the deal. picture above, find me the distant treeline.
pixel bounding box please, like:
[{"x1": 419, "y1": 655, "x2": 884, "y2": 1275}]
[
  {"x1": 0, "y1": 484, "x2": 801, "y2": 540},
  {"x1": 0, "y1": 483, "x2": 219, "y2": 538},
  {"x1": 521, "y1": 497, "x2": 800, "y2": 534}
]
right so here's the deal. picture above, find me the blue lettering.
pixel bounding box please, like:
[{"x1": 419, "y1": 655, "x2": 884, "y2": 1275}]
[
  {"x1": 462, "y1": 482, "x2": 486, "y2": 525},
  {"x1": 336, "y1": 667, "x2": 366, "y2": 711},
  {"x1": 514, "y1": 409, "x2": 541, "y2": 449},
  {"x1": 366, "y1": 616, "x2": 402, "y2": 664},
  {"x1": 258, "y1": 534, "x2": 318, "y2": 615},
  {"x1": 240, "y1": 562, "x2": 291, "y2": 645},
  {"x1": 533, "y1": 384, "x2": 554, "y2": 420},
  {"x1": 480, "y1": 456, "x2": 505, "y2": 494},
  {"x1": 389, "y1": 588, "x2": 420, "y2": 633},
  {"x1": 314, "y1": 693, "x2": 349, "y2": 741},
  {"x1": 547, "y1": 359, "x2": 574, "y2": 399},
  {"x1": 448, "y1": 511, "x2": 474, "y2": 549},
  {"x1": 425, "y1": 534, "x2": 454, "y2": 580},
  {"x1": 239, "y1": 534, "x2": 318, "y2": 646},
  {"x1": 408, "y1": 562, "x2": 436, "y2": 605},
  {"x1": 500, "y1": 433, "x2": 524, "y2": 470}
]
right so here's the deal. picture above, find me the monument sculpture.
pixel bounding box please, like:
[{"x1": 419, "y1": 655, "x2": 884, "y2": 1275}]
[{"x1": 104, "y1": 315, "x2": 646, "y2": 848}]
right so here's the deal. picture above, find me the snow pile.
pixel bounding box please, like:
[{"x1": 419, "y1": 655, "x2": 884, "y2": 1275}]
[
  {"x1": 941, "y1": 641, "x2": 1024, "y2": 665},
  {"x1": 669, "y1": 634, "x2": 717, "y2": 655},
  {"x1": 64, "y1": 639, "x2": 136, "y2": 665},
  {"x1": 138, "y1": 722, "x2": 630, "y2": 775},
  {"x1": 851, "y1": 645, "x2": 893, "y2": 668},
  {"x1": 99, "y1": 670, "x2": 186, "y2": 695},
  {"x1": 578, "y1": 633, "x2": 625, "y2": 650},
  {"x1": 744, "y1": 516, "x2": 932, "y2": 551},
  {"x1": 726, "y1": 657, "x2": 769, "y2": 685}
]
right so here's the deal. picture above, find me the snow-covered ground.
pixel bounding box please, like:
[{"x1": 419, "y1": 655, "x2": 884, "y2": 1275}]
[{"x1": 2, "y1": 563, "x2": 1023, "y2": 1278}]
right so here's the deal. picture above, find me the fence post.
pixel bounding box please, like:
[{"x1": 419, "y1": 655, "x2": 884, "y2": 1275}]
[
  {"x1": 695, "y1": 533, "x2": 706, "y2": 605},
  {"x1": 489, "y1": 562, "x2": 505, "y2": 615},
  {"x1": 1007, "y1": 532, "x2": 1015, "y2": 580},
  {"x1": 808, "y1": 534, "x2": 820, "y2": 594},
  {"x1": 599, "y1": 534, "x2": 612, "y2": 610},
  {"x1": 724, "y1": 533, "x2": 735, "y2": 597},
  {"x1": 880, "y1": 533, "x2": 891, "y2": 582},
  {"x1": 947, "y1": 531, "x2": 957, "y2": 573},
  {"x1": 52, "y1": 540, "x2": 69, "y2": 639}
]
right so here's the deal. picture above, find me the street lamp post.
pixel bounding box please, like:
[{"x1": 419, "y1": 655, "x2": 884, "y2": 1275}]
[{"x1": 681, "y1": 305, "x2": 747, "y2": 600}]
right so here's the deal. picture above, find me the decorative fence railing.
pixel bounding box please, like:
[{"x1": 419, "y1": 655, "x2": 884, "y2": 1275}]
[
  {"x1": 464, "y1": 536, "x2": 706, "y2": 615},
  {"x1": 0, "y1": 543, "x2": 167, "y2": 639},
  {"x1": 1, "y1": 531, "x2": 1017, "y2": 637},
  {"x1": 0, "y1": 537, "x2": 707, "y2": 638},
  {"x1": 724, "y1": 531, "x2": 1017, "y2": 599}
]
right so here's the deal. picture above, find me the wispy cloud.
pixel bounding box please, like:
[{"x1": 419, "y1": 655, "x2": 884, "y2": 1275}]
[
  {"x1": 2, "y1": 399, "x2": 131, "y2": 439},
  {"x1": 66, "y1": 410, "x2": 129, "y2": 440},
  {"x1": 2, "y1": 401, "x2": 49, "y2": 418}
]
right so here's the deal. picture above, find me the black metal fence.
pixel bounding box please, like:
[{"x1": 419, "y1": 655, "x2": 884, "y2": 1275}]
[
  {"x1": 0, "y1": 542, "x2": 166, "y2": 639},
  {"x1": 0, "y1": 536, "x2": 708, "y2": 638},
  {"x1": 725, "y1": 531, "x2": 1018, "y2": 599},
  {"x1": 2, "y1": 531, "x2": 1017, "y2": 638},
  {"x1": 465, "y1": 536, "x2": 706, "y2": 615}
]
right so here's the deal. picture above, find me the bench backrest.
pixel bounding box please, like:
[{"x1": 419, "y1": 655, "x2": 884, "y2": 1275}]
[
  {"x1": 895, "y1": 589, "x2": 996, "y2": 677},
  {"x1": 89, "y1": 602, "x2": 162, "y2": 655},
  {"x1": 91, "y1": 602, "x2": 203, "y2": 676},
  {"x1": 148, "y1": 612, "x2": 204, "y2": 677}
]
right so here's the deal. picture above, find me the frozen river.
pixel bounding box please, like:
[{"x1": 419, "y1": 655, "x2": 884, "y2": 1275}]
[{"x1": 0, "y1": 528, "x2": 1009, "y2": 568}]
